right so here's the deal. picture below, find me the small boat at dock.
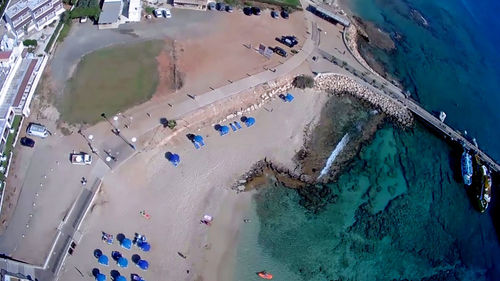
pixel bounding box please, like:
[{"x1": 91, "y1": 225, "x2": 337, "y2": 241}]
[
  {"x1": 461, "y1": 150, "x2": 473, "y2": 186},
  {"x1": 477, "y1": 165, "x2": 492, "y2": 213}
]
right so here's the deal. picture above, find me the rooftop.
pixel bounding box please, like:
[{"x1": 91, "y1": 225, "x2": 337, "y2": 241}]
[
  {"x1": 310, "y1": 4, "x2": 350, "y2": 27},
  {"x1": 5, "y1": 0, "x2": 53, "y2": 18},
  {"x1": 98, "y1": 0, "x2": 122, "y2": 24}
]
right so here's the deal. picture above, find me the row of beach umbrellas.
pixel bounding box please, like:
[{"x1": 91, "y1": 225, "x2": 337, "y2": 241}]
[
  {"x1": 97, "y1": 251, "x2": 149, "y2": 270},
  {"x1": 216, "y1": 116, "x2": 256, "y2": 136}
]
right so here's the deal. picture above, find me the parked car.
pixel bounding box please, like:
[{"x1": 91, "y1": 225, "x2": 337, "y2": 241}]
[
  {"x1": 285, "y1": 35, "x2": 298, "y2": 46},
  {"x1": 281, "y1": 10, "x2": 289, "y2": 19},
  {"x1": 271, "y1": 11, "x2": 279, "y2": 18},
  {"x1": 251, "y1": 7, "x2": 261, "y2": 15},
  {"x1": 20, "y1": 137, "x2": 35, "y2": 147},
  {"x1": 272, "y1": 46, "x2": 287, "y2": 57},
  {"x1": 70, "y1": 152, "x2": 92, "y2": 165},
  {"x1": 163, "y1": 9, "x2": 172, "y2": 18},
  {"x1": 208, "y1": 2, "x2": 216, "y2": 10},
  {"x1": 275, "y1": 36, "x2": 295, "y2": 48},
  {"x1": 27, "y1": 123, "x2": 49, "y2": 138},
  {"x1": 243, "y1": 6, "x2": 252, "y2": 15},
  {"x1": 225, "y1": 5, "x2": 233, "y2": 12},
  {"x1": 216, "y1": 2, "x2": 225, "y2": 11},
  {"x1": 80, "y1": 17, "x2": 88, "y2": 23},
  {"x1": 154, "y1": 9, "x2": 164, "y2": 18}
]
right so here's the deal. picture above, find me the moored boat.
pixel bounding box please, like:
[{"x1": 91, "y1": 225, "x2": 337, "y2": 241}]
[
  {"x1": 461, "y1": 150, "x2": 473, "y2": 186},
  {"x1": 477, "y1": 165, "x2": 492, "y2": 213}
]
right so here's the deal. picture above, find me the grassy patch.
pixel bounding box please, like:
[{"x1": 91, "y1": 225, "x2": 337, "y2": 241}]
[
  {"x1": 58, "y1": 40, "x2": 164, "y2": 124},
  {"x1": 45, "y1": 20, "x2": 63, "y2": 53},
  {"x1": 1, "y1": 116, "x2": 22, "y2": 181},
  {"x1": 57, "y1": 20, "x2": 72, "y2": 43}
]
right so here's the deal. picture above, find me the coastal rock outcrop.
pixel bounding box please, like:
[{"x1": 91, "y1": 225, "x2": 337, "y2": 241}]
[{"x1": 314, "y1": 73, "x2": 414, "y2": 127}]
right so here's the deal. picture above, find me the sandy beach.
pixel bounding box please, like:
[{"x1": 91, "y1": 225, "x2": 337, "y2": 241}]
[{"x1": 57, "y1": 61, "x2": 330, "y2": 281}]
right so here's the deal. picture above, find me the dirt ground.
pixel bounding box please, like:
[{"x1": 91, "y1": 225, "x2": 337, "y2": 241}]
[{"x1": 174, "y1": 11, "x2": 307, "y2": 98}]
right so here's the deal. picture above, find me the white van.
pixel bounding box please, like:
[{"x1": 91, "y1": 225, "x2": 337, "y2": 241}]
[{"x1": 27, "y1": 123, "x2": 49, "y2": 138}]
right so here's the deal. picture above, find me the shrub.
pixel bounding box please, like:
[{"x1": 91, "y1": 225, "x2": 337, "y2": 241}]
[
  {"x1": 167, "y1": 120, "x2": 177, "y2": 129},
  {"x1": 292, "y1": 75, "x2": 314, "y2": 89},
  {"x1": 23, "y1": 39, "x2": 37, "y2": 47},
  {"x1": 145, "y1": 6, "x2": 155, "y2": 14}
]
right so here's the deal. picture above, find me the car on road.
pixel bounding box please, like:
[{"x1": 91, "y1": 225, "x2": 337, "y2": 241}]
[
  {"x1": 225, "y1": 5, "x2": 233, "y2": 12},
  {"x1": 281, "y1": 10, "x2": 289, "y2": 19},
  {"x1": 271, "y1": 10, "x2": 279, "y2": 18},
  {"x1": 20, "y1": 137, "x2": 35, "y2": 147},
  {"x1": 251, "y1": 7, "x2": 261, "y2": 15},
  {"x1": 272, "y1": 46, "x2": 287, "y2": 57},
  {"x1": 80, "y1": 17, "x2": 88, "y2": 23},
  {"x1": 243, "y1": 6, "x2": 252, "y2": 15},
  {"x1": 216, "y1": 2, "x2": 225, "y2": 11},
  {"x1": 163, "y1": 9, "x2": 172, "y2": 18},
  {"x1": 208, "y1": 2, "x2": 216, "y2": 10}
]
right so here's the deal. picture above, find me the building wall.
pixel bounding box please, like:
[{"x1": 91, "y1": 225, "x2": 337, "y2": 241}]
[{"x1": 4, "y1": 0, "x2": 65, "y2": 37}]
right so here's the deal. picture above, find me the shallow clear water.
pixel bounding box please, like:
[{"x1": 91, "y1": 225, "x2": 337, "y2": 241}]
[{"x1": 234, "y1": 125, "x2": 500, "y2": 280}]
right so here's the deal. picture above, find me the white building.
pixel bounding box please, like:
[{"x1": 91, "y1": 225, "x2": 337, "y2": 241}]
[
  {"x1": 0, "y1": 35, "x2": 47, "y2": 153},
  {"x1": 3, "y1": 0, "x2": 65, "y2": 38}
]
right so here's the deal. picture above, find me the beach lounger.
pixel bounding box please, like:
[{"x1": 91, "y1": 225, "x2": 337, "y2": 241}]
[
  {"x1": 230, "y1": 123, "x2": 237, "y2": 132},
  {"x1": 235, "y1": 121, "x2": 242, "y2": 129},
  {"x1": 193, "y1": 142, "x2": 200, "y2": 149}
]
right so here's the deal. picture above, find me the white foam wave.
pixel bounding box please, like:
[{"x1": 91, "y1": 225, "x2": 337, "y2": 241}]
[{"x1": 317, "y1": 133, "x2": 350, "y2": 180}]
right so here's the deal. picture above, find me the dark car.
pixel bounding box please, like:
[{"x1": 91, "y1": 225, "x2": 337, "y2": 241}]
[
  {"x1": 251, "y1": 7, "x2": 261, "y2": 15},
  {"x1": 285, "y1": 35, "x2": 298, "y2": 46},
  {"x1": 275, "y1": 36, "x2": 296, "y2": 48},
  {"x1": 216, "y1": 2, "x2": 225, "y2": 11},
  {"x1": 20, "y1": 137, "x2": 35, "y2": 147},
  {"x1": 272, "y1": 46, "x2": 287, "y2": 57},
  {"x1": 281, "y1": 10, "x2": 289, "y2": 19},
  {"x1": 208, "y1": 2, "x2": 216, "y2": 10},
  {"x1": 243, "y1": 6, "x2": 252, "y2": 15},
  {"x1": 225, "y1": 5, "x2": 233, "y2": 12},
  {"x1": 271, "y1": 10, "x2": 279, "y2": 18}
]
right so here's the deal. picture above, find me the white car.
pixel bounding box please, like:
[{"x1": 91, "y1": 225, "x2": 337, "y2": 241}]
[
  {"x1": 154, "y1": 9, "x2": 164, "y2": 18},
  {"x1": 163, "y1": 9, "x2": 172, "y2": 18},
  {"x1": 70, "y1": 152, "x2": 92, "y2": 165}
]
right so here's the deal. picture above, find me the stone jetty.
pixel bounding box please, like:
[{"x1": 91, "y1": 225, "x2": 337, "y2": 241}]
[{"x1": 314, "y1": 73, "x2": 414, "y2": 126}]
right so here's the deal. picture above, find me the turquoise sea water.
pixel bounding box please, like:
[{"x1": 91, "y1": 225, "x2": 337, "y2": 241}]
[
  {"x1": 349, "y1": 0, "x2": 500, "y2": 161},
  {"x1": 232, "y1": 0, "x2": 500, "y2": 279},
  {"x1": 234, "y1": 125, "x2": 500, "y2": 280}
]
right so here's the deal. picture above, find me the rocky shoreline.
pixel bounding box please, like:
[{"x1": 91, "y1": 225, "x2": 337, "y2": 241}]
[{"x1": 314, "y1": 73, "x2": 414, "y2": 126}]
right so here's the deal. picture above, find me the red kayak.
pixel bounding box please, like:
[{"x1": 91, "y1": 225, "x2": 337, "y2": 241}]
[{"x1": 257, "y1": 271, "x2": 273, "y2": 279}]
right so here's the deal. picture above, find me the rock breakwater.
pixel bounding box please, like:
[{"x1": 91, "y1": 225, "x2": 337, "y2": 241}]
[{"x1": 314, "y1": 73, "x2": 414, "y2": 126}]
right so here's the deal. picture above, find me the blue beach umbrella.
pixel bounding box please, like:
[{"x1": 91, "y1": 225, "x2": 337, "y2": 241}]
[
  {"x1": 96, "y1": 273, "x2": 106, "y2": 281},
  {"x1": 219, "y1": 125, "x2": 229, "y2": 136},
  {"x1": 170, "y1": 153, "x2": 180, "y2": 166},
  {"x1": 140, "y1": 242, "x2": 151, "y2": 252},
  {"x1": 244, "y1": 117, "x2": 255, "y2": 127},
  {"x1": 115, "y1": 276, "x2": 126, "y2": 281},
  {"x1": 194, "y1": 135, "x2": 204, "y2": 146},
  {"x1": 121, "y1": 238, "x2": 132, "y2": 250},
  {"x1": 117, "y1": 257, "x2": 128, "y2": 268},
  {"x1": 137, "y1": 259, "x2": 149, "y2": 270},
  {"x1": 98, "y1": 254, "x2": 109, "y2": 266}
]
